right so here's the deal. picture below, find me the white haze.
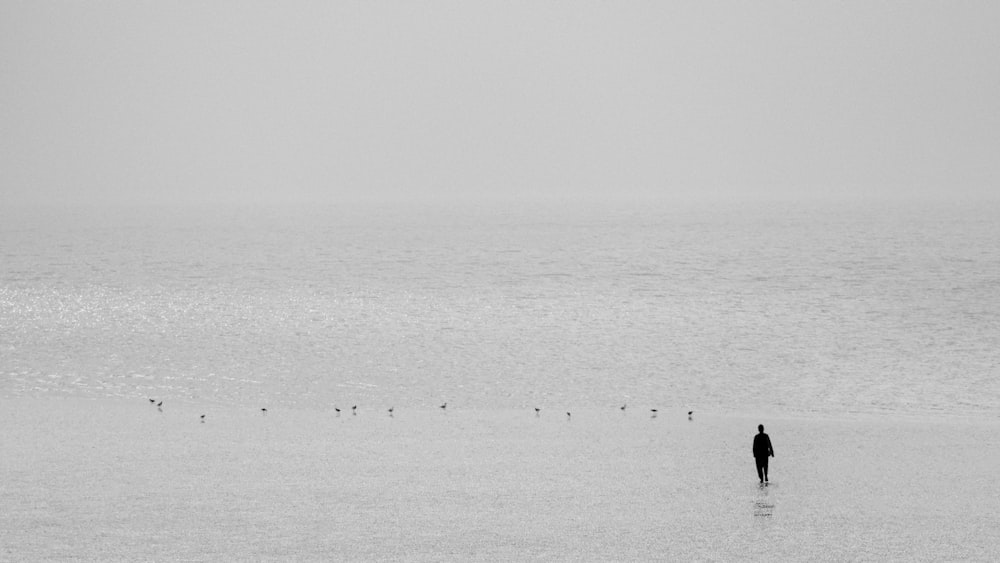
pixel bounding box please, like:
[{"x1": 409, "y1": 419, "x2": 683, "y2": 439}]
[{"x1": 2, "y1": 1, "x2": 999, "y2": 205}]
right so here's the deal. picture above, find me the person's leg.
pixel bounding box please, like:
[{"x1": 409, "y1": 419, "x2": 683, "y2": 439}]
[
  {"x1": 762, "y1": 457, "x2": 769, "y2": 482},
  {"x1": 755, "y1": 457, "x2": 764, "y2": 483}
]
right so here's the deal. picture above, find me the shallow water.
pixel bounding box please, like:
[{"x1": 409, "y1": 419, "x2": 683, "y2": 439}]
[
  {"x1": 1, "y1": 399, "x2": 998, "y2": 561},
  {"x1": 2, "y1": 199, "x2": 998, "y2": 559},
  {"x1": 2, "y1": 199, "x2": 998, "y2": 419}
]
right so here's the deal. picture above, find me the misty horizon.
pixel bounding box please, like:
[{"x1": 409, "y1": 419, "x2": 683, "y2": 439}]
[{"x1": 3, "y1": 1, "x2": 999, "y2": 206}]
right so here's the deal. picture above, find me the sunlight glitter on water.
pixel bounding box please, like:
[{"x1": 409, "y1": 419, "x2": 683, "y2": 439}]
[{"x1": 2, "y1": 200, "x2": 999, "y2": 418}]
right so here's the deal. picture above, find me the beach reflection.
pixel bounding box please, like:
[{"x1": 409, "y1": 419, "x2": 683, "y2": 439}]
[
  {"x1": 2, "y1": 401, "x2": 998, "y2": 560},
  {"x1": 753, "y1": 485, "x2": 774, "y2": 518}
]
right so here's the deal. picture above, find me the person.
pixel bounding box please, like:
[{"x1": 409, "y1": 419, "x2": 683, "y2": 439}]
[{"x1": 753, "y1": 424, "x2": 774, "y2": 483}]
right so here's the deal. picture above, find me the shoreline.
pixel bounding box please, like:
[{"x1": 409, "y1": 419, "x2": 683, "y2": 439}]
[
  {"x1": 3, "y1": 395, "x2": 999, "y2": 560},
  {"x1": 3, "y1": 394, "x2": 998, "y2": 426}
]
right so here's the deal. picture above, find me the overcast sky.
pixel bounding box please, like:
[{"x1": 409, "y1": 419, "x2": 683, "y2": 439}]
[{"x1": 2, "y1": 1, "x2": 998, "y2": 205}]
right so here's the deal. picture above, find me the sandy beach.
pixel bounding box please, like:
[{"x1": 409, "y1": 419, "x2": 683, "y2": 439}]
[{"x1": 2, "y1": 398, "x2": 997, "y2": 561}]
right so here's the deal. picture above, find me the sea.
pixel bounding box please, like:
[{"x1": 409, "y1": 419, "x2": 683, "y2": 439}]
[
  {"x1": 3, "y1": 196, "x2": 1000, "y2": 560},
  {"x1": 1, "y1": 196, "x2": 998, "y2": 420}
]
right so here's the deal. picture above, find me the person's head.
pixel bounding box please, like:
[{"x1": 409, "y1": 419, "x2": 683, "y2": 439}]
[{"x1": 758, "y1": 424, "x2": 764, "y2": 433}]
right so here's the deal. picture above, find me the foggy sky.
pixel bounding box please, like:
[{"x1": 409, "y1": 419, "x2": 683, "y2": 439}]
[{"x1": 2, "y1": 1, "x2": 999, "y2": 205}]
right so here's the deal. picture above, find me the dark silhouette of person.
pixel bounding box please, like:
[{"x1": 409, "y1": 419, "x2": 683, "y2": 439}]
[{"x1": 753, "y1": 424, "x2": 774, "y2": 483}]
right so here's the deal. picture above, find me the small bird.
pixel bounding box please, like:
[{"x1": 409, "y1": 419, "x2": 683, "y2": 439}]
[
  {"x1": 200, "y1": 414, "x2": 205, "y2": 423},
  {"x1": 534, "y1": 407, "x2": 540, "y2": 416},
  {"x1": 351, "y1": 405, "x2": 357, "y2": 415},
  {"x1": 620, "y1": 404, "x2": 627, "y2": 411},
  {"x1": 388, "y1": 406, "x2": 394, "y2": 416},
  {"x1": 651, "y1": 409, "x2": 658, "y2": 418},
  {"x1": 148, "y1": 398, "x2": 155, "y2": 404},
  {"x1": 157, "y1": 401, "x2": 163, "y2": 407},
  {"x1": 334, "y1": 407, "x2": 341, "y2": 416},
  {"x1": 566, "y1": 412, "x2": 572, "y2": 420},
  {"x1": 439, "y1": 402, "x2": 447, "y2": 410},
  {"x1": 261, "y1": 408, "x2": 267, "y2": 415},
  {"x1": 688, "y1": 411, "x2": 693, "y2": 419}
]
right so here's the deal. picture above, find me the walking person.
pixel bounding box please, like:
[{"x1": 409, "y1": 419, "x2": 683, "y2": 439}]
[{"x1": 753, "y1": 424, "x2": 774, "y2": 484}]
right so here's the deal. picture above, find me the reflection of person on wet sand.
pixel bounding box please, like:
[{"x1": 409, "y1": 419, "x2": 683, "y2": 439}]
[{"x1": 753, "y1": 424, "x2": 774, "y2": 484}]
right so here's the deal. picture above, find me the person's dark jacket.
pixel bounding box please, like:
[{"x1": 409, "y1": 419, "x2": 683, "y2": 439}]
[{"x1": 753, "y1": 433, "x2": 774, "y2": 458}]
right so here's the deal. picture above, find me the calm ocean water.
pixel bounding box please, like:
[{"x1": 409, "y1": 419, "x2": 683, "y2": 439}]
[{"x1": 2, "y1": 198, "x2": 998, "y2": 419}]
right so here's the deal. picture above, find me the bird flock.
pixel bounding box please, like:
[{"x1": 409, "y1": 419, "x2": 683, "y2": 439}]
[{"x1": 148, "y1": 398, "x2": 694, "y2": 424}]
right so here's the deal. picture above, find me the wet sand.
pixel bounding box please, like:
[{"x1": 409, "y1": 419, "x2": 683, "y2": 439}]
[{"x1": 2, "y1": 398, "x2": 998, "y2": 561}]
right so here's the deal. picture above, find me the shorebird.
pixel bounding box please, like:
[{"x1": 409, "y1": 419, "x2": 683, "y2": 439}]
[
  {"x1": 566, "y1": 411, "x2": 571, "y2": 420},
  {"x1": 439, "y1": 402, "x2": 447, "y2": 411},
  {"x1": 534, "y1": 407, "x2": 540, "y2": 416},
  {"x1": 148, "y1": 398, "x2": 155, "y2": 404},
  {"x1": 200, "y1": 414, "x2": 205, "y2": 423},
  {"x1": 620, "y1": 404, "x2": 627, "y2": 412},
  {"x1": 388, "y1": 406, "x2": 394, "y2": 416},
  {"x1": 688, "y1": 411, "x2": 693, "y2": 419},
  {"x1": 261, "y1": 408, "x2": 267, "y2": 415},
  {"x1": 157, "y1": 401, "x2": 163, "y2": 412},
  {"x1": 351, "y1": 405, "x2": 357, "y2": 415},
  {"x1": 334, "y1": 407, "x2": 341, "y2": 416},
  {"x1": 651, "y1": 409, "x2": 658, "y2": 418}
]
